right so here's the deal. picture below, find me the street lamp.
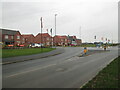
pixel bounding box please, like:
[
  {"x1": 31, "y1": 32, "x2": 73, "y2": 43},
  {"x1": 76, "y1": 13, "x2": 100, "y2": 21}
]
[{"x1": 55, "y1": 14, "x2": 57, "y2": 48}]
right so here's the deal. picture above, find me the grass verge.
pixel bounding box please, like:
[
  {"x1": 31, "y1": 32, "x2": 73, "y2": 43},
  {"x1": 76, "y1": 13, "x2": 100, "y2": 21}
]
[
  {"x1": 80, "y1": 44, "x2": 96, "y2": 47},
  {"x1": 81, "y1": 56, "x2": 119, "y2": 88},
  {"x1": 2, "y1": 48, "x2": 55, "y2": 58}
]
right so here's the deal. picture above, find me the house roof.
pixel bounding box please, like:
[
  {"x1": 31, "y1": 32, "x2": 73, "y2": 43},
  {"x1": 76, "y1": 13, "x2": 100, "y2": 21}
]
[
  {"x1": 55, "y1": 35, "x2": 67, "y2": 39},
  {"x1": 1, "y1": 28, "x2": 19, "y2": 35},
  {"x1": 36, "y1": 33, "x2": 50, "y2": 37},
  {"x1": 22, "y1": 34, "x2": 34, "y2": 38}
]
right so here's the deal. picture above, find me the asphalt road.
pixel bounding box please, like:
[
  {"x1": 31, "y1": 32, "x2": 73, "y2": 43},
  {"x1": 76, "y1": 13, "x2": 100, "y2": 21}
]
[{"x1": 2, "y1": 47, "x2": 118, "y2": 88}]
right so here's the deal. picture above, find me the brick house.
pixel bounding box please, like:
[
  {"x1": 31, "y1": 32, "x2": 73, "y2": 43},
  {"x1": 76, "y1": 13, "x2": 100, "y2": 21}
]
[
  {"x1": 34, "y1": 33, "x2": 52, "y2": 46},
  {"x1": 22, "y1": 34, "x2": 35, "y2": 46},
  {"x1": 76, "y1": 39, "x2": 82, "y2": 45},
  {"x1": 2, "y1": 29, "x2": 25, "y2": 46},
  {"x1": 53, "y1": 35, "x2": 68, "y2": 46},
  {"x1": 67, "y1": 35, "x2": 82, "y2": 46}
]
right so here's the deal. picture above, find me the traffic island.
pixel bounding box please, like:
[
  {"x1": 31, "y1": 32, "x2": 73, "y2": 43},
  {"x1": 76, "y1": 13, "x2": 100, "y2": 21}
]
[{"x1": 78, "y1": 50, "x2": 110, "y2": 57}]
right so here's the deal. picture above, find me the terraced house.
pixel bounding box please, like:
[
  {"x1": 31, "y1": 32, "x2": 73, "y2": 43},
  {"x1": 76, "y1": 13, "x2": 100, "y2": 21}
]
[
  {"x1": 2, "y1": 29, "x2": 25, "y2": 46},
  {"x1": 1, "y1": 28, "x2": 82, "y2": 47},
  {"x1": 22, "y1": 34, "x2": 35, "y2": 46},
  {"x1": 67, "y1": 35, "x2": 82, "y2": 46},
  {"x1": 53, "y1": 35, "x2": 68, "y2": 46},
  {"x1": 34, "y1": 33, "x2": 52, "y2": 46}
]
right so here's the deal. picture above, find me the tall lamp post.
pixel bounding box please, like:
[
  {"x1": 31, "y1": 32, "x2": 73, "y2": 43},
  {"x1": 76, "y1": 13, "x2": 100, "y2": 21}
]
[
  {"x1": 40, "y1": 17, "x2": 43, "y2": 51},
  {"x1": 55, "y1": 14, "x2": 57, "y2": 48},
  {"x1": 50, "y1": 28, "x2": 52, "y2": 48}
]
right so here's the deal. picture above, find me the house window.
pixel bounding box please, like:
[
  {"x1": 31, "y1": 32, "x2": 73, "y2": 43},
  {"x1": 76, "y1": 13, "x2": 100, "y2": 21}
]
[
  {"x1": 17, "y1": 41, "x2": 20, "y2": 44},
  {"x1": 47, "y1": 38, "x2": 49, "y2": 40},
  {"x1": 17, "y1": 36, "x2": 20, "y2": 39},
  {"x1": 22, "y1": 41, "x2": 25, "y2": 43},
  {"x1": 5, "y1": 35, "x2": 8, "y2": 39},
  {"x1": 11, "y1": 36, "x2": 14, "y2": 39},
  {"x1": 65, "y1": 39, "x2": 67, "y2": 41},
  {"x1": 47, "y1": 42, "x2": 49, "y2": 45}
]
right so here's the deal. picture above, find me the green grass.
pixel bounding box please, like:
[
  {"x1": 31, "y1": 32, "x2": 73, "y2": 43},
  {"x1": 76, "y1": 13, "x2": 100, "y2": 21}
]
[
  {"x1": 2, "y1": 48, "x2": 55, "y2": 58},
  {"x1": 80, "y1": 44, "x2": 96, "y2": 47},
  {"x1": 0, "y1": 49, "x2": 2, "y2": 58},
  {"x1": 82, "y1": 56, "x2": 119, "y2": 88}
]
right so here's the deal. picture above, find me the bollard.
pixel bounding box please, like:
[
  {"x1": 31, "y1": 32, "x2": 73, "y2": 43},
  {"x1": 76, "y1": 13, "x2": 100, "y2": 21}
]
[
  {"x1": 84, "y1": 47, "x2": 87, "y2": 54},
  {"x1": 103, "y1": 45, "x2": 106, "y2": 51}
]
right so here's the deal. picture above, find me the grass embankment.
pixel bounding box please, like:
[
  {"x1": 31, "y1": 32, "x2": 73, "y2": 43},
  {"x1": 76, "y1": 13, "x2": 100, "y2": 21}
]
[
  {"x1": 2, "y1": 48, "x2": 55, "y2": 58},
  {"x1": 82, "y1": 56, "x2": 119, "y2": 88}
]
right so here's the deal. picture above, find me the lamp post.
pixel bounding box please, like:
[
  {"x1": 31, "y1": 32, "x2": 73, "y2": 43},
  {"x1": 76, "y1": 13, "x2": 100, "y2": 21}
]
[
  {"x1": 55, "y1": 14, "x2": 57, "y2": 48},
  {"x1": 50, "y1": 28, "x2": 52, "y2": 48},
  {"x1": 40, "y1": 17, "x2": 43, "y2": 51}
]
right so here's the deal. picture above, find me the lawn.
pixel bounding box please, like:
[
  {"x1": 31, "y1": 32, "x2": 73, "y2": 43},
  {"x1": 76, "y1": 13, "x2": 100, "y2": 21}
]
[
  {"x1": 81, "y1": 56, "x2": 119, "y2": 88},
  {"x1": 80, "y1": 44, "x2": 96, "y2": 47},
  {"x1": 2, "y1": 48, "x2": 55, "y2": 58}
]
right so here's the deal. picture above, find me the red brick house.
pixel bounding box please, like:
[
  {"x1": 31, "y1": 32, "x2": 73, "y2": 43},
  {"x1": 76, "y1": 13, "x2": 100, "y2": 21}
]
[
  {"x1": 34, "y1": 33, "x2": 52, "y2": 46},
  {"x1": 2, "y1": 29, "x2": 25, "y2": 46},
  {"x1": 67, "y1": 35, "x2": 82, "y2": 46},
  {"x1": 53, "y1": 35, "x2": 68, "y2": 46},
  {"x1": 76, "y1": 39, "x2": 82, "y2": 45},
  {"x1": 22, "y1": 34, "x2": 35, "y2": 46}
]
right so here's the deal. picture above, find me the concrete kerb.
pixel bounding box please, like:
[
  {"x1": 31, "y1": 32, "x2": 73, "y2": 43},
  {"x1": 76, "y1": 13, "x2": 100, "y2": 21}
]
[{"x1": 2, "y1": 48, "x2": 65, "y2": 65}]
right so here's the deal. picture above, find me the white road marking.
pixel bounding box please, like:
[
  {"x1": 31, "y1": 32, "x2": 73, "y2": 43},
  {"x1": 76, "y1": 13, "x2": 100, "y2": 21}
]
[{"x1": 6, "y1": 64, "x2": 56, "y2": 78}]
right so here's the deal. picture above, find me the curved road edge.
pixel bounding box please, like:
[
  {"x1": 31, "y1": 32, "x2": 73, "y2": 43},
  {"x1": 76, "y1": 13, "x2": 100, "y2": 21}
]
[{"x1": 2, "y1": 48, "x2": 65, "y2": 65}]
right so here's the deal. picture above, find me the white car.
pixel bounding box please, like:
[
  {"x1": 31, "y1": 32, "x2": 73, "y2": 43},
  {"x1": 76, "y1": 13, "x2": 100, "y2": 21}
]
[{"x1": 31, "y1": 43, "x2": 43, "y2": 47}]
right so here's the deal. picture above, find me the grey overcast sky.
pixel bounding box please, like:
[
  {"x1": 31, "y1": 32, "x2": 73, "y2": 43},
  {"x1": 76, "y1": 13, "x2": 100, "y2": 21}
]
[{"x1": 1, "y1": 0, "x2": 119, "y2": 43}]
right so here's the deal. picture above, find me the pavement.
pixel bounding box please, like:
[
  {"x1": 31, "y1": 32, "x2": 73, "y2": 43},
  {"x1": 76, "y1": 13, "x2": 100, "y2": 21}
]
[
  {"x1": 3, "y1": 47, "x2": 118, "y2": 88},
  {"x1": 2, "y1": 47, "x2": 65, "y2": 65}
]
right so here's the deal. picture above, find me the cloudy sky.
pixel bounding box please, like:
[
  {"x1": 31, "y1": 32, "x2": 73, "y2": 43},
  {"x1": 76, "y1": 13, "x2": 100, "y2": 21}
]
[{"x1": 1, "y1": 0, "x2": 119, "y2": 43}]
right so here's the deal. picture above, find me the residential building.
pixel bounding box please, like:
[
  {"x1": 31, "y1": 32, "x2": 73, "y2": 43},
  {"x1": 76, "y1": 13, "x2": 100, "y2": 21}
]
[
  {"x1": 1, "y1": 28, "x2": 82, "y2": 47},
  {"x1": 53, "y1": 35, "x2": 68, "y2": 46},
  {"x1": 67, "y1": 35, "x2": 82, "y2": 46},
  {"x1": 22, "y1": 34, "x2": 35, "y2": 46},
  {"x1": 2, "y1": 29, "x2": 25, "y2": 46},
  {"x1": 34, "y1": 33, "x2": 52, "y2": 46},
  {"x1": 76, "y1": 39, "x2": 82, "y2": 45}
]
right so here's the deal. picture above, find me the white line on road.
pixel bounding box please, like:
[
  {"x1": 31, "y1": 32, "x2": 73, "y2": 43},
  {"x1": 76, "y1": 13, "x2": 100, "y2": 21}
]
[{"x1": 6, "y1": 64, "x2": 56, "y2": 78}]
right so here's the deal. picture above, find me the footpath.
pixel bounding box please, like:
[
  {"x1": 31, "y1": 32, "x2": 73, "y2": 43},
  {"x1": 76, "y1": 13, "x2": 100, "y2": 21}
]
[{"x1": 2, "y1": 48, "x2": 64, "y2": 65}]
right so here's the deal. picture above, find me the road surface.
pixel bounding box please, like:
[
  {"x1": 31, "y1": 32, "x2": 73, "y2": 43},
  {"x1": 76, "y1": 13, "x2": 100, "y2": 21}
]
[{"x1": 3, "y1": 47, "x2": 118, "y2": 88}]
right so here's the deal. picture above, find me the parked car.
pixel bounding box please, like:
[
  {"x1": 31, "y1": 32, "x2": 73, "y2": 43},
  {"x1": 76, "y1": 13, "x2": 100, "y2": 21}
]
[
  {"x1": 7, "y1": 44, "x2": 14, "y2": 47},
  {"x1": 69, "y1": 44, "x2": 76, "y2": 46},
  {"x1": 30, "y1": 43, "x2": 43, "y2": 48},
  {"x1": 19, "y1": 44, "x2": 25, "y2": 47}
]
